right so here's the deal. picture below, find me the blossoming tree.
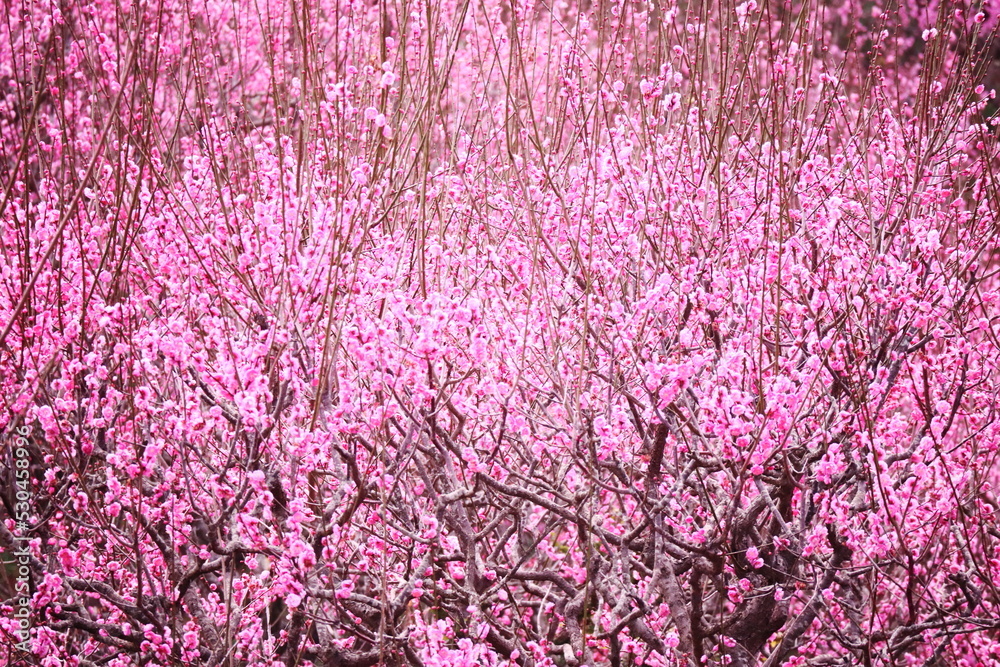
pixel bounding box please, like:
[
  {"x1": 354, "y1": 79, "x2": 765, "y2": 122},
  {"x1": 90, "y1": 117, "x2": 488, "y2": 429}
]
[{"x1": 2, "y1": 0, "x2": 1000, "y2": 665}]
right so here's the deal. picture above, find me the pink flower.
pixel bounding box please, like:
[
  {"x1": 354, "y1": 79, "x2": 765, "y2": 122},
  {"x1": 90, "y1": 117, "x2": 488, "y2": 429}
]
[{"x1": 335, "y1": 581, "x2": 354, "y2": 599}]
